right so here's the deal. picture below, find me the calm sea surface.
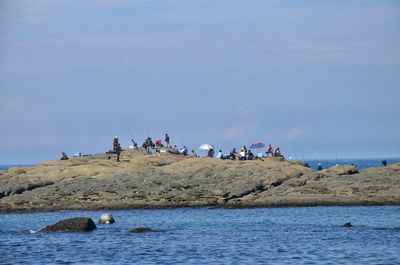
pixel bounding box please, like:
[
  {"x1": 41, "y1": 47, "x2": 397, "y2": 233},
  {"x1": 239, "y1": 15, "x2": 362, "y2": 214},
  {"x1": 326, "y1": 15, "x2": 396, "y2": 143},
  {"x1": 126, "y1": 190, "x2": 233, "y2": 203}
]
[{"x1": 1, "y1": 206, "x2": 400, "y2": 264}]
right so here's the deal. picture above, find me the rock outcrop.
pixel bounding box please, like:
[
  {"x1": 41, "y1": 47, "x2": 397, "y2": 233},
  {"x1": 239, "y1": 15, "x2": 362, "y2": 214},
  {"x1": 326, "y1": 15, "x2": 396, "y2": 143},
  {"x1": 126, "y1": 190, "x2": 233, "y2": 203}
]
[
  {"x1": 39, "y1": 217, "x2": 97, "y2": 232},
  {"x1": 0, "y1": 150, "x2": 399, "y2": 212}
]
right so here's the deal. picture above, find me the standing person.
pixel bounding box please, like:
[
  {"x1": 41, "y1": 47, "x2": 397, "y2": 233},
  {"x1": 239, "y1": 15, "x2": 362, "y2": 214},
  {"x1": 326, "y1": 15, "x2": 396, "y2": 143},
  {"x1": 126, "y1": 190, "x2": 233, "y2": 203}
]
[
  {"x1": 113, "y1": 136, "x2": 119, "y2": 152},
  {"x1": 165, "y1": 133, "x2": 170, "y2": 147},
  {"x1": 382, "y1": 160, "x2": 387, "y2": 167},
  {"x1": 207, "y1": 148, "x2": 215, "y2": 158},
  {"x1": 115, "y1": 143, "x2": 122, "y2": 162}
]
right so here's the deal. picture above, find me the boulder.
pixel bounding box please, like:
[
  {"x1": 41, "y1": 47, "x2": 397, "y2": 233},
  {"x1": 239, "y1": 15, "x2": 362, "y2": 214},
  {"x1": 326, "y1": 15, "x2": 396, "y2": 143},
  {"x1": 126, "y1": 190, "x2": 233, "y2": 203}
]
[
  {"x1": 131, "y1": 227, "x2": 153, "y2": 233},
  {"x1": 40, "y1": 217, "x2": 97, "y2": 232},
  {"x1": 99, "y1": 213, "x2": 115, "y2": 224}
]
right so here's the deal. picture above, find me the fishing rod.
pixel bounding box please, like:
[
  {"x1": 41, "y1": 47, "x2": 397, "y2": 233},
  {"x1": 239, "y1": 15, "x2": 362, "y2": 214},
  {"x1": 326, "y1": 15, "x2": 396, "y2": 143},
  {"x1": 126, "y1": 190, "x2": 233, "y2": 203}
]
[{"x1": 128, "y1": 129, "x2": 137, "y2": 147}]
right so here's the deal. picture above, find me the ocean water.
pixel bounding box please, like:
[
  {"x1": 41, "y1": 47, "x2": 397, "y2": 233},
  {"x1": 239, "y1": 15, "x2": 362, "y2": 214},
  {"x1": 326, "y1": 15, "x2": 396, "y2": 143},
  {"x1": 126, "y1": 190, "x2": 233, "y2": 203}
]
[
  {"x1": 304, "y1": 158, "x2": 400, "y2": 171},
  {"x1": 0, "y1": 164, "x2": 35, "y2": 171},
  {"x1": 1, "y1": 206, "x2": 399, "y2": 264}
]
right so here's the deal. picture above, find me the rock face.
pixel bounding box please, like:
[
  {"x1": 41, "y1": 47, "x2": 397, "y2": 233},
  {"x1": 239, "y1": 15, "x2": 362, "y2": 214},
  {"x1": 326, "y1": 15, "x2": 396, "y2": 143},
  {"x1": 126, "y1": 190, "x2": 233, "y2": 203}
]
[
  {"x1": 99, "y1": 213, "x2": 115, "y2": 224},
  {"x1": 0, "y1": 150, "x2": 399, "y2": 212},
  {"x1": 40, "y1": 217, "x2": 97, "y2": 232}
]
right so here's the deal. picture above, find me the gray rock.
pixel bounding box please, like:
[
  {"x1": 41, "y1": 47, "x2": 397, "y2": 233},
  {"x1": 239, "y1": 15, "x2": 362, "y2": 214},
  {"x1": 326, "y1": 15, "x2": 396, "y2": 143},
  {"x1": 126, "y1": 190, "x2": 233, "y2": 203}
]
[{"x1": 40, "y1": 217, "x2": 97, "y2": 232}]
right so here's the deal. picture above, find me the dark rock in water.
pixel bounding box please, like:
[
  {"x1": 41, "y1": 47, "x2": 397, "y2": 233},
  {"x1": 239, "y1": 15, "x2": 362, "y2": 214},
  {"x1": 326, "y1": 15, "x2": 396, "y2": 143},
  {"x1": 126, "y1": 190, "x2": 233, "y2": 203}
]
[
  {"x1": 40, "y1": 217, "x2": 97, "y2": 232},
  {"x1": 342, "y1": 222, "x2": 353, "y2": 228},
  {"x1": 131, "y1": 227, "x2": 153, "y2": 233}
]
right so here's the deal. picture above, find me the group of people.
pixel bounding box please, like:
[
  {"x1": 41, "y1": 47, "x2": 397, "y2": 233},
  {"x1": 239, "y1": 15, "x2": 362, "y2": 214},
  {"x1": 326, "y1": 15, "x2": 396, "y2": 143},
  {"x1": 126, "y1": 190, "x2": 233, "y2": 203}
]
[
  {"x1": 139, "y1": 133, "x2": 171, "y2": 152},
  {"x1": 265, "y1": 144, "x2": 284, "y2": 158},
  {"x1": 225, "y1": 147, "x2": 256, "y2": 160},
  {"x1": 61, "y1": 132, "x2": 285, "y2": 163},
  {"x1": 199, "y1": 144, "x2": 284, "y2": 161},
  {"x1": 120, "y1": 133, "x2": 286, "y2": 161}
]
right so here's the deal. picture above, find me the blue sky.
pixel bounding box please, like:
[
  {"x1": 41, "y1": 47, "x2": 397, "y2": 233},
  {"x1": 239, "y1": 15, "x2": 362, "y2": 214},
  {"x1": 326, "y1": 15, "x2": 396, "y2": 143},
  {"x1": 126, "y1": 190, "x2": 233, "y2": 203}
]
[{"x1": 1, "y1": 0, "x2": 399, "y2": 164}]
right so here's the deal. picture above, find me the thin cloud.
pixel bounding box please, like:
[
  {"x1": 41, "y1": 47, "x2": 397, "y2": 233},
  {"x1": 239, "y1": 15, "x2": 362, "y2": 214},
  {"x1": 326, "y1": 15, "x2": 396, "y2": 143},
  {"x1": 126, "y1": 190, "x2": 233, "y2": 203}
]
[
  {"x1": 284, "y1": 128, "x2": 303, "y2": 142},
  {"x1": 219, "y1": 125, "x2": 251, "y2": 141},
  {"x1": 1, "y1": 97, "x2": 25, "y2": 113}
]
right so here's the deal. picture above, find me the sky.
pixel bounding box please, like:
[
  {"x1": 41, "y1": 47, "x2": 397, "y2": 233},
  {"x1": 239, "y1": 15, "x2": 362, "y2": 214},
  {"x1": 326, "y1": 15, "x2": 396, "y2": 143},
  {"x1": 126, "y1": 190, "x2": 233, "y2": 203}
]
[{"x1": 1, "y1": 0, "x2": 400, "y2": 164}]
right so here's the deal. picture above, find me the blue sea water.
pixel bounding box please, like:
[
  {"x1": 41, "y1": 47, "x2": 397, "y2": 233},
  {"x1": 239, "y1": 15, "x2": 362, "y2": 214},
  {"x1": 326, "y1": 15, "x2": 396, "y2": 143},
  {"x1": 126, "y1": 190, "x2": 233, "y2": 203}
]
[
  {"x1": 305, "y1": 158, "x2": 400, "y2": 171},
  {"x1": 0, "y1": 164, "x2": 35, "y2": 171},
  {"x1": 1, "y1": 206, "x2": 400, "y2": 265}
]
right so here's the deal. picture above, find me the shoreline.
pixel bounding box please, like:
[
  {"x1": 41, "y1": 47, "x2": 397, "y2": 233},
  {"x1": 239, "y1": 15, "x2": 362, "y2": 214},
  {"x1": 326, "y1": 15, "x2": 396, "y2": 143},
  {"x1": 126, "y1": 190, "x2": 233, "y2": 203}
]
[{"x1": 2, "y1": 202, "x2": 400, "y2": 214}]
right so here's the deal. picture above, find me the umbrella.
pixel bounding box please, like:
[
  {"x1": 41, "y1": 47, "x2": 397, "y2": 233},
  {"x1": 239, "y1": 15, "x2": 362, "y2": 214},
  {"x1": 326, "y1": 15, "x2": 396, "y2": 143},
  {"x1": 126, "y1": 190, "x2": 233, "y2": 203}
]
[
  {"x1": 199, "y1": 143, "x2": 214, "y2": 150},
  {"x1": 250, "y1": 141, "x2": 265, "y2": 149},
  {"x1": 199, "y1": 143, "x2": 214, "y2": 156},
  {"x1": 250, "y1": 141, "x2": 265, "y2": 155}
]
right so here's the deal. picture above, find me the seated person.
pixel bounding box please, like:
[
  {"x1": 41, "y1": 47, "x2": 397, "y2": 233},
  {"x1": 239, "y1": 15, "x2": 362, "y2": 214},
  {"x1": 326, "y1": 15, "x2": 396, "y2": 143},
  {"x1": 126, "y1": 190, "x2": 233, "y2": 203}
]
[
  {"x1": 266, "y1": 144, "x2": 274, "y2": 156},
  {"x1": 247, "y1": 150, "x2": 254, "y2": 160},
  {"x1": 229, "y1": 148, "x2": 238, "y2": 160},
  {"x1": 155, "y1": 139, "x2": 163, "y2": 147},
  {"x1": 60, "y1": 152, "x2": 69, "y2": 160},
  {"x1": 217, "y1": 150, "x2": 224, "y2": 159},
  {"x1": 179, "y1": 146, "x2": 188, "y2": 156},
  {"x1": 274, "y1": 147, "x2": 282, "y2": 157}
]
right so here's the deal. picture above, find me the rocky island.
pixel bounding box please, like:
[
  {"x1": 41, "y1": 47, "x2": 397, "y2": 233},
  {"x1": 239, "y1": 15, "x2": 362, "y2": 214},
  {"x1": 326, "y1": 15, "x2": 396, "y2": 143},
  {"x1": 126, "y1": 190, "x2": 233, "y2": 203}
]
[{"x1": 1, "y1": 150, "x2": 399, "y2": 212}]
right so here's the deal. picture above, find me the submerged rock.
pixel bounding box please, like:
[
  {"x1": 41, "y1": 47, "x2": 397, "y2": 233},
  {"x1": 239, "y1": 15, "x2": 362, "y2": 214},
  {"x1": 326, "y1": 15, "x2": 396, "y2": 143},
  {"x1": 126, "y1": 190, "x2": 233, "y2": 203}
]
[
  {"x1": 99, "y1": 213, "x2": 115, "y2": 224},
  {"x1": 342, "y1": 222, "x2": 353, "y2": 228},
  {"x1": 131, "y1": 227, "x2": 153, "y2": 233},
  {"x1": 40, "y1": 217, "x2": 97, "y2": 232}
]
